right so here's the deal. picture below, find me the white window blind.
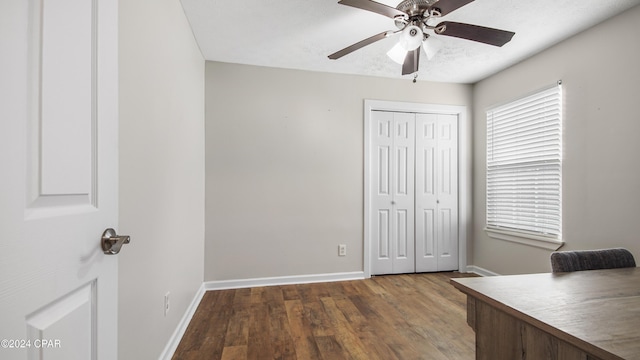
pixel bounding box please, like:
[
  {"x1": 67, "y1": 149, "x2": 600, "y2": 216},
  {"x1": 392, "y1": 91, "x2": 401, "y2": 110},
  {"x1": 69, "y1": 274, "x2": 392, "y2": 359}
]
[{"x1": 486, "y1": 84, "x2": 562, "y2": 238}]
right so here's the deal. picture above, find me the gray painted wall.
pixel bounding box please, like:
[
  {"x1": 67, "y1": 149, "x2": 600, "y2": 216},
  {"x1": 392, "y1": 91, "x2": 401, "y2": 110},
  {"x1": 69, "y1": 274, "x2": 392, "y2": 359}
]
[
  {"x1": 472, "y1": 5, "x2": 640, "y2": 275},
  {"x1": 118, "y1": 0, "x2": 205, "y2": 358},
  {"x1": 204, "y1": 63, "x2": 473, "y2": 281}
]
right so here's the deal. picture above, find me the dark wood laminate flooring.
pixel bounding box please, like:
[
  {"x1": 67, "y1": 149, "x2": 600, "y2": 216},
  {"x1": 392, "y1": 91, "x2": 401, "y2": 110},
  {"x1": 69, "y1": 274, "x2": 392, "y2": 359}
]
[{"x1": 172, "y1": 272, "x2": 477, "y2": 360}]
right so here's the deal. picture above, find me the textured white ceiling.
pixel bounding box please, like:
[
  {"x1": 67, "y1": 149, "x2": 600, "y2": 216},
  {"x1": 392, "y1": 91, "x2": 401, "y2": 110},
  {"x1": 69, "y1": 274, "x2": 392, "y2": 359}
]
[{"x1": 180, "y1": 0, "x2": 640, "y2": 83}]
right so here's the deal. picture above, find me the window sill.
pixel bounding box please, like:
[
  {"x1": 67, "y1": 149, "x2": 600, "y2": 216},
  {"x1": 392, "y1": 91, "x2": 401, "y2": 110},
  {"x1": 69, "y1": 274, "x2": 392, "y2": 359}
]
[{"x1": 485, "y1": 227, "x2": 564, "y2": 251}]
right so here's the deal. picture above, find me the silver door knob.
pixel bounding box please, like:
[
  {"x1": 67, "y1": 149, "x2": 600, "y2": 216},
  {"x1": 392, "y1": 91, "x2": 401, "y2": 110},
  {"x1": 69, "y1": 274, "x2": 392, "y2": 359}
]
[
  {"x1": 391, "y1": 201, "x2": 396, "y2": 205},
  {"x1": 101, "y1": 228, "x2": 130, "y2": 255}
]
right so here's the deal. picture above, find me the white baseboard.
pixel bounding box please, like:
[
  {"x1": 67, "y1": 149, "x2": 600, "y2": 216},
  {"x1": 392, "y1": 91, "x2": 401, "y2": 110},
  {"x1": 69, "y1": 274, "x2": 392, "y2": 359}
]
[
  {"x1": 204, "y1": 271, "x2": 366, "y2": 291},
  {"x1": 158, "y1": 283, "x2": 206, "y2": 360},
  {"x1": 466, "y1": 265, "x2": 501, "y2": 277}
]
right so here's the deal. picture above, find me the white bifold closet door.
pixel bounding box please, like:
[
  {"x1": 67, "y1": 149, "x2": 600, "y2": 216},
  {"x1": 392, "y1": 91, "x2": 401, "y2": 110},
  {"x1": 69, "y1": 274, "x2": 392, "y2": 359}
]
[
  {"x1": 371, "y1": 111, "x2": 458, "y2": 275},
  {"x1": 415, "y1": 113, "x2": 458, "y2": 272},
  {"x1": 371, "y1": 111, "x2": 416, "y2": 274}
]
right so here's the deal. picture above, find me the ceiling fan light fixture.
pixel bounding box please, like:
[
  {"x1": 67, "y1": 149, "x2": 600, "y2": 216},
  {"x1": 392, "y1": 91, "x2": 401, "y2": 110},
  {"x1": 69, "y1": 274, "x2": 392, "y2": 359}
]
[
  {"x1": 387, "y1": 42, "x2": 407, "y2": 65},
  {"x1": 422, "y1": 36, "x2": 443, "y2": 60},
  {"x1": 399, "y1": 25, "x2": 423, "y2": 51}
]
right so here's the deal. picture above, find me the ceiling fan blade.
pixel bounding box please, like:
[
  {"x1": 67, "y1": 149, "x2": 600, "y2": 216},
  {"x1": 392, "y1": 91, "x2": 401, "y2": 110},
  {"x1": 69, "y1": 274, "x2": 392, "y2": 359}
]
[
  {"x1": 328, "y1": 31, "x2": 394, "y2": 59},
  {"x1": 402, "y1": 48, "x2": 420, "y2": 75},
  {"x1": 435, "y1": 21, "x2": 515, "y2": 47},
  {"x1": 431, "y1": 0, "x2": 475, "y2": 16},
  {"x1": 338, "y1": 0, "x2": 407, "y2": 19}
]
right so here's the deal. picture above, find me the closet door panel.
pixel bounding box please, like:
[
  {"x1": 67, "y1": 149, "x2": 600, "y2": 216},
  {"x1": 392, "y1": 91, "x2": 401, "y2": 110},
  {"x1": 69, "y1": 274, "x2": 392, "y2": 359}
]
[
  {"x1": 391, "y1": 113, "x2": 415, "y2": 274},
  {"x1": 371, "y1": 111, "x2": 415, "y2": 274},
  {"x1": 371, "y1": 111, "x2": 394, "y2": 275},
  {"x1": 416, "y1": 114, "x2": 438, "y2": 272},
  {"x1": 436, "y1": 114, "x2": 459, "y2": 271},
  {"x1": 416, "y1": 114, "x2": 459, "y2": 272}
]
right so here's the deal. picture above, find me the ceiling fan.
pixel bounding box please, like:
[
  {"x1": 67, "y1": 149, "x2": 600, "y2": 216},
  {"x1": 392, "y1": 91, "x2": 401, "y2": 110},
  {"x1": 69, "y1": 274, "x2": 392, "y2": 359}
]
[{"x1": 328, "y1": 0, "x2": 515, "y2": 77}]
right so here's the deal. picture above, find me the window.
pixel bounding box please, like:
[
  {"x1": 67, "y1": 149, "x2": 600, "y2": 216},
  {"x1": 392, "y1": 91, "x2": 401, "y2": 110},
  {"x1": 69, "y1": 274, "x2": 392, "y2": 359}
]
[{"x1": 486, "y1": 83, "x2": 562, "y2": 249}]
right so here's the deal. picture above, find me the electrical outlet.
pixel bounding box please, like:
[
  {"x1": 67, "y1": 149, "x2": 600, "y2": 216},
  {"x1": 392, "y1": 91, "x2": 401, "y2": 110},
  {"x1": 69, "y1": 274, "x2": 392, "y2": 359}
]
[
  {"x1": 338, "y1": 244, "x2": 346, "y2": 256},
  {"x1": 164, "y1": 292, "x2": 170, "y2": 316}
]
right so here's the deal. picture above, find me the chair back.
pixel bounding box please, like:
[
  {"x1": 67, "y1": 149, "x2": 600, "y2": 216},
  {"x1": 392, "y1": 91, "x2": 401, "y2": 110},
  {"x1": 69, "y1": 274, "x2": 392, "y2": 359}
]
[{"x1": 550, "y1": 248, "x2": 636, "y2": 273}]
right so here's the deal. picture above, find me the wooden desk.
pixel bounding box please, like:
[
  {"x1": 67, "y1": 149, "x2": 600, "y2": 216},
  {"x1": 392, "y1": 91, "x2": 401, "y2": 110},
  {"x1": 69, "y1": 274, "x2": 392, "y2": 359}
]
[{"x1": 451, "y1": 268, "x2": 640, "y2": 360}]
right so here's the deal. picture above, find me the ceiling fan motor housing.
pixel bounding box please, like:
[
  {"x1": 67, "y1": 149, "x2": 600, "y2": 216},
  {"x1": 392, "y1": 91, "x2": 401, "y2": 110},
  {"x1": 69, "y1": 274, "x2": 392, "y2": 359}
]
[
  {"x1": 396, "y1": 0, "x2": 438, "y2": 17},
  {"x1": 394, "y1": 0, "x2": 441, "y2": 34}
]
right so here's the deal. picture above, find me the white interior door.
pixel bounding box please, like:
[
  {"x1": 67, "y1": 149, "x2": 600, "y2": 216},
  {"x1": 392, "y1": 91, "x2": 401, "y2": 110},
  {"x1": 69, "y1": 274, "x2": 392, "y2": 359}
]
[
  {"x1": 371, "y1": 111, "x2": 415, "y2": 274},
  {"x1": 1, "y1": 0, "x2": 119, "y2": 359},
  {"x1": 415, "y1": 114, "x2": 459, "y2": 272}
]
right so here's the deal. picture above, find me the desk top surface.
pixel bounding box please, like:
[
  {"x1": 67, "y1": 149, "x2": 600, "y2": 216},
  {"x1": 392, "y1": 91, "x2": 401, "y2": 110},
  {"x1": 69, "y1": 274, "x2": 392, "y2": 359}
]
[{"x1": 451, "y1": 268, "x2": 640, "y2": 360}]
